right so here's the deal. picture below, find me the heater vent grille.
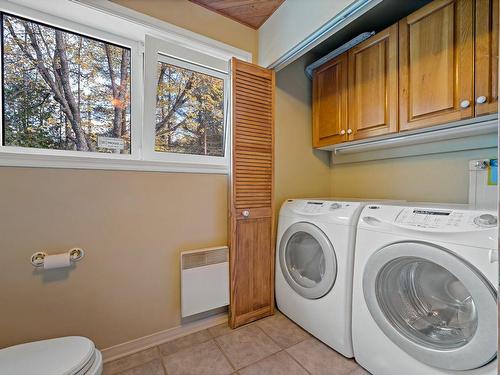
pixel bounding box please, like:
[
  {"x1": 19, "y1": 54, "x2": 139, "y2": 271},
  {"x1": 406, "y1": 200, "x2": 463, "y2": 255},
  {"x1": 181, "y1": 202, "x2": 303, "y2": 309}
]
[{"x1": 182, "y1": 248, "x2": 228, "y2": 270}]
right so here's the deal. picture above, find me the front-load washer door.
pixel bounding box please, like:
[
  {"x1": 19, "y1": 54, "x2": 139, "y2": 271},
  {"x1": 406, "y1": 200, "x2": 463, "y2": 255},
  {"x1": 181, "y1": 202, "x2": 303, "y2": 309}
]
[
  {"x1": 279, "y1": 222, "x2": 337, "y2": 299},
  {"x1": 363, "y1": 241, "x2": 497, "y2": 371}
]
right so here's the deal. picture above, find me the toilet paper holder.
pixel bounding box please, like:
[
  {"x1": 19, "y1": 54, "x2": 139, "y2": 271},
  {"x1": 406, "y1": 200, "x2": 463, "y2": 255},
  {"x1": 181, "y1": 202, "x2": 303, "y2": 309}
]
[{"x1": 30, "y1": 248, "x2": 85, "y2": 268}]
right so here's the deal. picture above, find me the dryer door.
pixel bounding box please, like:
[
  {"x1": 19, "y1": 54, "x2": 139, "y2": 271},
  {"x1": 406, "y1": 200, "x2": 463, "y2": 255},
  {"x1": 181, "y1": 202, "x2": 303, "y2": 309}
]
[
  {"x1": 363, "y1": 241, "x2": 497, "y2": 371},
  {"x1": 279, "y1": 222, "x2": 337, "y2": 299}
]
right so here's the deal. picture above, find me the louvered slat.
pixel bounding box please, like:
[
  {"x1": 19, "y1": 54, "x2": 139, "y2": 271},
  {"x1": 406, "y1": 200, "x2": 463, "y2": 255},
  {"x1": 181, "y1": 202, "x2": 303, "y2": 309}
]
[
  {"x1": 234, "y1": 65, "x2": 273, "y2": 210},
  {"x1": 229, "y1": 58, "x2": 275, "y2": 329}
]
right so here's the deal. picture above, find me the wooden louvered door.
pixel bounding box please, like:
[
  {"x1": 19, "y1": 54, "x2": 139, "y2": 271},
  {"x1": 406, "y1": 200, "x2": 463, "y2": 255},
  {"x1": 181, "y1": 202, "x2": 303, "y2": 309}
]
[{"x1": 229, "y1": 58, "x2": 275, "y2": 328}]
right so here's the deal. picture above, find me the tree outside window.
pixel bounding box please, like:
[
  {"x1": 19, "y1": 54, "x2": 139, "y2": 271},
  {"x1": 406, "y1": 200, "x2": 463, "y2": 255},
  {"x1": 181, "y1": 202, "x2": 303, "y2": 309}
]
[
  {"x1": 155, "y1": 61, "x2": 225, "y2": 157},
  {"x1": 2, "y1": 13, "x2": 131, "y2": 154}
]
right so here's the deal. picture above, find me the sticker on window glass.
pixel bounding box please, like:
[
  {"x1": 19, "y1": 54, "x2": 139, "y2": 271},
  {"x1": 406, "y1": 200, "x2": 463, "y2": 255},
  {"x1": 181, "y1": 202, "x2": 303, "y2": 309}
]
[{"x1": 98, "y1": 136, "x2": 125, "y2": 151}]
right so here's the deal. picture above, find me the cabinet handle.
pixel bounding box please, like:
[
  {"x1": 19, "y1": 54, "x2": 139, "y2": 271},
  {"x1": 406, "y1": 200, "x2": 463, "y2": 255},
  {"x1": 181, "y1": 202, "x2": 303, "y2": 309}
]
[
  {"x1": 476, "y1": 96, "x2": 487, "y2": 104},
  {"x1": 460, "y1": 100, "x2": 470, "y2": 109},
  {"x1": 340, "y1": 130, "x2": 346, "y2": 135},
  {"x1": 347, "y1": 129, "x2": 352, "y2": 135},
  {"x1": 241, "y1": 210, "x2": 250, "y2": 218}
]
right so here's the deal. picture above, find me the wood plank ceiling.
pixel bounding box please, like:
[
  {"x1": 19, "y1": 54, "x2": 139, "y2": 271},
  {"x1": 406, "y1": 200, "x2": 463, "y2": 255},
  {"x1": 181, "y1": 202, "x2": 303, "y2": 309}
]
[{"x1": 189, "y1": 0, "x2": 285, "y2": 29}]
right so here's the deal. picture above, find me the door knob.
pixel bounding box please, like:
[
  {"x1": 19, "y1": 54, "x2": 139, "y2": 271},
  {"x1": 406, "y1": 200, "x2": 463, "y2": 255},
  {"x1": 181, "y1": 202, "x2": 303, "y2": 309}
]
[
  {"x1": 460, "y1": 100, "x2": 470, "y2": 108},
  {"x1": 340, "y1": 130, "x2": 346, "y2": 135},
  {"x1": 242, "y1": 210, "x2": 250, "y2": 218},
  {"x1": 476, "y1": 96, "x2": 487, "y2": 104},
  {"x1": 347, "y1": 129, "x2": 352, "y2": 135}
]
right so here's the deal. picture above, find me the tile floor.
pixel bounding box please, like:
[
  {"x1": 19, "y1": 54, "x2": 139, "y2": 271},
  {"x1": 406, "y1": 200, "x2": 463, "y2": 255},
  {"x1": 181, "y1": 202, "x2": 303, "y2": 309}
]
[{"x1": 103, "y1": 311, "x2": 369, "y2": 375}]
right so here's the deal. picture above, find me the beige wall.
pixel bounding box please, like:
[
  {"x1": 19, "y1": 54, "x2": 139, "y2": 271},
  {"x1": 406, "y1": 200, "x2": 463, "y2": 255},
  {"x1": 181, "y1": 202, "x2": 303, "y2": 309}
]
[
  {"x1": 0, "y1": 0, "x2": 256, "y2": 350},
  {"x1": 111, "y1": 0, "x2": 259, "y2": 62},
  {"x1": 275, "y1": 55, "x2": 331, "y2": 213},
  {"x1": 330, "y1": 148, "x2": 498, "y2": 203},
  {"x1": 0, "y1": 169, "x2": 227, "y2": 349}
]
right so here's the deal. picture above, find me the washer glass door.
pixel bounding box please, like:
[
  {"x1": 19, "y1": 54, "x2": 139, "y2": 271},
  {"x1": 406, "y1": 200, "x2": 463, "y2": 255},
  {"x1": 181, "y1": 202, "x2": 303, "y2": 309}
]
[
  {"x1": 363, "y1": 241, "x2": 497, "y2": 371},
  {"x1": 279, "y1": 222, "x2": 337, "y2": 299}
]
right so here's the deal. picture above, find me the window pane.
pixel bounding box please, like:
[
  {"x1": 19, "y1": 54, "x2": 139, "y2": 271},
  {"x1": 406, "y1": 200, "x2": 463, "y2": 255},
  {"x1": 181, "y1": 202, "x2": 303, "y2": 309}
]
[
  {"x1": 2, "y1": 14, "x2": 131, "y2": 154},
  {"x1": 155, "y1": 61, "x2": 225, "y2": 157}
]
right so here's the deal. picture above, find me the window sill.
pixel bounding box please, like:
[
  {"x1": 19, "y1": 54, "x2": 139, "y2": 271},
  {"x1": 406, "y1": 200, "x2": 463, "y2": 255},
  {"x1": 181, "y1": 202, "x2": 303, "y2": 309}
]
[{"x1": 0, "y1": 151, "x2": 228, "y2": 174}]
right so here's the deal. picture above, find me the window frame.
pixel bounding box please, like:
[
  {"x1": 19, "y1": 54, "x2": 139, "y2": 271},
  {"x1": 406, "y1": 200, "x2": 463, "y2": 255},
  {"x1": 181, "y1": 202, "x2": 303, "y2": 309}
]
[
  {"x1": 0, "y1": 6, "x2": 144, "y2": 162},
  {"x1": 0, "y1": 0, "x2": 252, "y2": 174},
  {"x1": 143, "y1": 35, "x2": 230, "y2": 172}
]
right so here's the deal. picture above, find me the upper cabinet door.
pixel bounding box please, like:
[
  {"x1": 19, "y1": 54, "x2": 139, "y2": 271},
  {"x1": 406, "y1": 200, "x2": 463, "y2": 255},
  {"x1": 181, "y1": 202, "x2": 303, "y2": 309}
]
[
  {"x1": 312, "y1": 53, "x2": 348, "y2": 147},
  {"x1": 399, "y1": 0, "x2": 474, "y2": 131},
  {"x1": 475, "y1": 0, "x2": 498, "y2": 116},
  {"x1": 348, "y1": 24, "x2": 398, "y2": 141}
]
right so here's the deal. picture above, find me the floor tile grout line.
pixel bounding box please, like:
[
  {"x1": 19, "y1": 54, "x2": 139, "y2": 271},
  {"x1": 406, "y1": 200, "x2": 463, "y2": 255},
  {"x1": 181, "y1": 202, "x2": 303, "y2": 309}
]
[
  {"x1": 284, "y1": 348, "x2": 313, "y2": 375},
  {"x1": 212, "y1": 337, "x2": 237, "y2": 372},
  {"x1": 235, "y1": 348, "x2": 286, "y2": 373},
  {"x1": 217, "y1": 324, "x2": 284, "y2": 372},
  {"x1": 153, "y1": 345, "x2": 170, "y2": 375},
  {"x1": 225, "y1": 316, "x2": 313, "y2": 372},
  {"x1": 113, "y1": 357, "x2": 162, "y2": 375},
  {"x1": 106, "y1": 346, "x2": 161, "y2": 375},
  {"x1": 211, "y1": 321, "x2": 282, "y2": 371},
  {"x1": 158, "y1": 345, "x2": 169, "y2": 375},
  {"x1": 252, "y1": 318, "x2": 310, "y2": 352},
  {"x1": 159, "y1": 330, "x2": 213, "y2": 358}
]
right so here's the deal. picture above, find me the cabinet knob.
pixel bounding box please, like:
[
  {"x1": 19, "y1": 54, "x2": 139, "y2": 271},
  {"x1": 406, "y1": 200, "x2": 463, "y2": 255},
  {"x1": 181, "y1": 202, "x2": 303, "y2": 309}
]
[
  {"x1": 347, "y1": 129, "x2": 352, "y2": 135},
  {"x1": 460, "y1": 100, "x2": 470, "y2": 108},
  {"x1": 340, "y1": 130, "x2": 346, "y2": 135},
  {"x1": 241, "y1": 210, "x2": 250, "y2": 218},
  {"x1": 476, "y1": 96, "x2": 487, "y2": 104}
]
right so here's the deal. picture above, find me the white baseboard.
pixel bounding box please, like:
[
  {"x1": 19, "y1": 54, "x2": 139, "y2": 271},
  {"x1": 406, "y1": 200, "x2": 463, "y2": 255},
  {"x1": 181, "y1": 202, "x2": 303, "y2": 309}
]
[{"x1": 101, "y1": 313, "x2": 228, "y2": 363}]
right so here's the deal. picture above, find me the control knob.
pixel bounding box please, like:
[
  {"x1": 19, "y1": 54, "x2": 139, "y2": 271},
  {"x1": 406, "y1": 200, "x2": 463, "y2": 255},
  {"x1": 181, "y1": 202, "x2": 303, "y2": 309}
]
[
  {"x1": 330, "y1": 203, "x2": 342, "y2": 210},
  {"x1": 474, "y1": 214, "x2": 498, "y2": 227}
]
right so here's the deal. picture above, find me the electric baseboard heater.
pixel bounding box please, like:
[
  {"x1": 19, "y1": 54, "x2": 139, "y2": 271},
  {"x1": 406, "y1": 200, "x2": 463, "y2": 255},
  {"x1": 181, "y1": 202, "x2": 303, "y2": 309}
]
[{"x1": 180, "y1": 246, "x2": 229, "y2": 317}]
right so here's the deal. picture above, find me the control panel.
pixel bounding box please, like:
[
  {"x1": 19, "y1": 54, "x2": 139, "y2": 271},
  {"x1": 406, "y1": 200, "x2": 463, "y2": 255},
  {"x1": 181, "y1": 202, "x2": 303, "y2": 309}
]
[
  {"x1": 395, "y1": 208, "x2": 497, "y2": 229},
  {"x1": 299, "y1": 201, "x2": 353, "y2": 214}
]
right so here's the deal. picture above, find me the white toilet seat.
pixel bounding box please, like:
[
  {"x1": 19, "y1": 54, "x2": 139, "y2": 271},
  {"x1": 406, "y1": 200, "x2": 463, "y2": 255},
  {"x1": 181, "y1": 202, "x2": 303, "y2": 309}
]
[{"x1": 0, "y1": 336, "x2": 102, "y2": 375}]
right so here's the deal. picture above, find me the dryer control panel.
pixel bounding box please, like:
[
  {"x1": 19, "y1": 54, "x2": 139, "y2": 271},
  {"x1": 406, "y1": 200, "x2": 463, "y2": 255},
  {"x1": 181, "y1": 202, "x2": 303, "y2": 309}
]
[
  {"x1": 300, "y1": 201, "x2": 353, "y2": 213},
  {"x1": 281, "y1": 199, "x2": 365, "y2": 226},
  {"x1": 395, "y1": 208, "x2": 497, "y2": 229}
]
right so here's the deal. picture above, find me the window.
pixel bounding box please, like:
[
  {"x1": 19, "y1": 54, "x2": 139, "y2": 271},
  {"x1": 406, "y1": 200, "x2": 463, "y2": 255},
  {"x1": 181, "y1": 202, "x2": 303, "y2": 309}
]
[
  {"x1": 0, "y1": 1, "x2": 251, "y2": 173},
  {"x1": 143, "y1": 35, "x2": 229, "y2": 169},
  {"x1": 155, "y1": 59, "x2": 225, "y2": 157},
  {"x1": 1, "y1": 13, "x2": 132, "y2": 154}
]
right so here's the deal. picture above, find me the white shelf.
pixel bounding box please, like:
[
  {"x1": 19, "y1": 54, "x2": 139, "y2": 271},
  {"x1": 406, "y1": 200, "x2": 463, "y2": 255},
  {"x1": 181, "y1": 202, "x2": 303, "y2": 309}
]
[{"x1": 328, "y1": 115, "x2": 498, "y2": 164}]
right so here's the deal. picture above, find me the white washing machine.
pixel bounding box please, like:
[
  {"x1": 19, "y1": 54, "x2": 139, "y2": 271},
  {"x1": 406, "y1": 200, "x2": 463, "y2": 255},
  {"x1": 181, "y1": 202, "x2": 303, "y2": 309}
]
[
  {"x1": 352, "y1": 204, "x2": 498, "y2": 375},
  {"x1": 276, "y1": 198, "x2": 377, "y2": 358}
]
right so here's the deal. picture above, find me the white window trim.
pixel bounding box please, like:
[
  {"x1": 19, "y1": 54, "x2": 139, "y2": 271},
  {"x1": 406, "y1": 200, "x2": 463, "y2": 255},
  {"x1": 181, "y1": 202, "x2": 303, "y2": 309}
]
[{"x1": 0, "y1": 0, "x2": 251, "y2": 174}]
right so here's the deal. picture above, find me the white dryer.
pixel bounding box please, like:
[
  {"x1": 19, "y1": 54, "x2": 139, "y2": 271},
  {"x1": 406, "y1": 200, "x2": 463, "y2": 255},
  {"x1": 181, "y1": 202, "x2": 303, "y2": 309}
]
[
  {"x1": 352, "y1": 204, "x2": 498, "y2": 375},
  {"x1": 276, "y1": 198, "x2": 375, "y2": 358}
]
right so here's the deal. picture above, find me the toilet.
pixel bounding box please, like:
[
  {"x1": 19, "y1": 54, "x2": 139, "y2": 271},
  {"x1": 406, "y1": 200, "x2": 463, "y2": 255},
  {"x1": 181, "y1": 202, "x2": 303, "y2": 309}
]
[{"x1": 0, "y1": 336, "x2": 102, "y2": 375}]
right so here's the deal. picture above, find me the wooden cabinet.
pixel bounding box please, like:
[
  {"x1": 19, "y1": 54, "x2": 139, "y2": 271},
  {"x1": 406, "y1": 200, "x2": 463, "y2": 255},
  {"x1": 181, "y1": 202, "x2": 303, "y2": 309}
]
[
  {"x1": 312, "y1": 53, "x2": 348, "y2": 147},
  {"x1": 475, "y1": 0, "x2": 498, "y2": 116},
  {"x1": 348, "y1": 24, "x2": 398, "y2": 140},
  {"x1": 399, "y1": 0, "x2": 474, "y2": 131},
  {"x1": 311, "y1": 0, "x2": 497, "y2": 148},
  {"x1": 229, "y1": 58, "x2": 275, "y2": 328}
]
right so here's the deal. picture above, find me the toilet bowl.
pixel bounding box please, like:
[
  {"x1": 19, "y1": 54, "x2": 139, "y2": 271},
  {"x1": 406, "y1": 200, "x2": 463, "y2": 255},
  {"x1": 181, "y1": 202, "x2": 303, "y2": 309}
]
[{"x1": 0, "y1": 336, "x2": 102, "y2": 375}]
